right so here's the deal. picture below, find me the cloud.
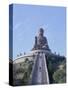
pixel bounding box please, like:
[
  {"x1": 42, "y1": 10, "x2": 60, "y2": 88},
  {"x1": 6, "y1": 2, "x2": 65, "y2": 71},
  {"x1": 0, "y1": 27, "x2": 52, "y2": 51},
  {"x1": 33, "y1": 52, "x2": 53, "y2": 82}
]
[{"x1": 14, "y1": 23, "x2": 23, "y2": 30}]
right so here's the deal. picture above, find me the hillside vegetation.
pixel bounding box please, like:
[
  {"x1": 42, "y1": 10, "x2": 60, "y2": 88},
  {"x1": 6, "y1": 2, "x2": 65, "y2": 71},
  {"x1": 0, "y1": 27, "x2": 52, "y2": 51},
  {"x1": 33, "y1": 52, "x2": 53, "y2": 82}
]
[
  {"x1": 13, "y1": 54, "x2": 66, "y2": 85},
  {"x1": 46, "y1": 54, "x2": 66, "y2": 83}
]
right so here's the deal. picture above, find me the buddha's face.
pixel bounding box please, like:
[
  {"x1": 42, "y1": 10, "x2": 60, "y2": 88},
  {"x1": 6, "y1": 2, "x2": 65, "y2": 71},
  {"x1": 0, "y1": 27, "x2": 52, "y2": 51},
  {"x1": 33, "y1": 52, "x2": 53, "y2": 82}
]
[{"x1": 38, "y1": 28, "x2": 44, "y2": 36}]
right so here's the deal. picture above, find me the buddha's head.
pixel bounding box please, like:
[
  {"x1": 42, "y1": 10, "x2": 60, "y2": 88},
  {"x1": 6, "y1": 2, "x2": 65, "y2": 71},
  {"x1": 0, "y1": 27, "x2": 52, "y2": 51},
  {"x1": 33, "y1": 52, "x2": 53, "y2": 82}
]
[{"x1": 38, "y1": 28, "x2": 44, "y2": 36}]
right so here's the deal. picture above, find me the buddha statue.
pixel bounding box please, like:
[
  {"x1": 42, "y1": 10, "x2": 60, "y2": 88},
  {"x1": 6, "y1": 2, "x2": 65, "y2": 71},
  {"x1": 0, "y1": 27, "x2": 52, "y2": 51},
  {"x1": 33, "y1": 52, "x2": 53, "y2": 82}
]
[{"x1": 32, "y1": 28, "x2": 50, "y2": 51}]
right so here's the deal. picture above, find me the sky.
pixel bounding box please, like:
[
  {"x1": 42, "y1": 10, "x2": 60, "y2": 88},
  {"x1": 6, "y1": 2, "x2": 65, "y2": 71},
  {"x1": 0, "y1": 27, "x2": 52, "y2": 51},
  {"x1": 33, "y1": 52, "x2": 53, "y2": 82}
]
[{"x1": 9, "y1": 4, "x2": 66, "y2": 60}]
